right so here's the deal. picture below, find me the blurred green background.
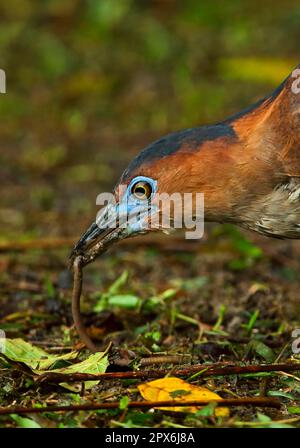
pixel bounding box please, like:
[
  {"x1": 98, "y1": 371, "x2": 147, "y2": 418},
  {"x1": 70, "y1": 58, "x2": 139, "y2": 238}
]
[{"x1": 0, "y1": 0, "x2": 299, "y2": 241}]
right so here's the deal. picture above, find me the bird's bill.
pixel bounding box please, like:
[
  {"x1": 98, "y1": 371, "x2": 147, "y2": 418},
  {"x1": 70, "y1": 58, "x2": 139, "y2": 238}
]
[{"x1": 70, "y1": 200, "x2": 155, "y2": 266}]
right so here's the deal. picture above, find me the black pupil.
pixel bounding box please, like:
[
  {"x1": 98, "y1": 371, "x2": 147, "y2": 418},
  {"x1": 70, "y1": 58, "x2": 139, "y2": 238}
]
[
  {"x1": 133, "y1": 183, "x2": 151, "y2": 198},
  {"x1": 136, "y1": 187, "x2": 145, "y2": 195}
]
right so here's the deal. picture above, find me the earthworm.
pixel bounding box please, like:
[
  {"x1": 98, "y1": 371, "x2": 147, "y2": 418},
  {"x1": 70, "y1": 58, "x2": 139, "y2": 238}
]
[{"x1": 72, "y1": 255, "x2": 99, "y2": 352}]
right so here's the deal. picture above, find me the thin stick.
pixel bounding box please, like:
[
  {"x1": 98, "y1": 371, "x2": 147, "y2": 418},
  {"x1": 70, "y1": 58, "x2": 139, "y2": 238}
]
[
  {"x1": 37, "y1": 362, "x2": 300, "y2": 384},
  {"x1": 0, "y1": 235, "x2": 197, "y2": 253},
  {"x1": 0, "y1": 237, "x2": 75, "y2": 251},
  {"x1": 0, "y1": 397, "x2": 281, "y2": 416}
]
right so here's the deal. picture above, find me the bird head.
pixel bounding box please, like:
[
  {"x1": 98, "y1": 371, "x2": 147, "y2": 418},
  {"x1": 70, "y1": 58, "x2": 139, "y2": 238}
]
[{"x1": 70, "y1": 124, "x2": 238, "y2": 264}]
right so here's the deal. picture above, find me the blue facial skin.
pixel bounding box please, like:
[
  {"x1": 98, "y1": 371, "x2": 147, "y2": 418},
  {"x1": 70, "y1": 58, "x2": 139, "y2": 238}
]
[
  {"x1": 118, "y1": 176, "x2": 158, "y2": 234},
  {"x1": 71, "y1": 176, "x2": 158, "y2": 256}
]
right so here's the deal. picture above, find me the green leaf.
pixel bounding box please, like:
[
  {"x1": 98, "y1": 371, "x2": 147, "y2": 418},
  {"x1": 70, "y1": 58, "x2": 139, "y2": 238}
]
[
  {"x1": 288, "y1": 406, "x2": 300, "y2": 414},
  {"x1": 169, "y1": 389, "x2": 191, "y2": 399},
  {"x1": 157, "y1": 288, "x2": 177, "y2": 300},
  {"x1": 93, "y1": 271, "x2": 133, "y2": 312},
  {"x1": 213, "y1": 304, "x2": 226, "y2": 331},
  {"x1": 249, "y1": 340, "x2": 275, "y2": 363},
  {"x1": 151, "y1": 331, "x2": 161, "y2": 343},
  {"x1": 246, "y1": 310, "x2": 260, "y2": 333},
  {"x1": 52, "y1": 352, "x2": 109, "y2": 376},
  {"x1": 51, "y1": 352, "x2": 109, "y2": 391},
  {"x1": 196, "y1": 402, "x2": 217, "y2": 417},
  {"x1": 108, "y1": 294, "x2": 141, "y2": 309},
  {"x1": 119, "y1": 396, "x2": 129, "y2": 410},
  {"x1": 234, "y1": 239, "x2": 262, "y2": 258},
  {"x1": 143, "y1": 288, "x2": 177, "y2": 312},
  {"x1": 11, "y1": 414, "x2": 41, "y2": 428},
  {"x1": 268, "y1": 390, "x2": 295, "y2": 400},
  {"x1": 1, "y1": 338, "x2": 109, "y2": 391},
  {"x1": 108, "y1": 270, "x2": 128, "y2": 295},
  {"x1": 2, "y1": 338, "x2": 77, "y2": 370},
  {"x1": 257, "y1": 412, "x2": 271, "y2": 423}
]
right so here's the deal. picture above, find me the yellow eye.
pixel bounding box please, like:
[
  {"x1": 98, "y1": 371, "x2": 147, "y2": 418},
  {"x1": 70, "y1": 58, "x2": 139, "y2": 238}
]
[{"x1": 131, "y1": 181, "x2": 152, "y2": 200}]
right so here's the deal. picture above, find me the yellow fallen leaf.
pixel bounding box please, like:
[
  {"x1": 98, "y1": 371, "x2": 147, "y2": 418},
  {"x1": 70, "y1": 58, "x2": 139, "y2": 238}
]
[{"x1": 138, "y1": 377, "x2": 229, "y2": 417}]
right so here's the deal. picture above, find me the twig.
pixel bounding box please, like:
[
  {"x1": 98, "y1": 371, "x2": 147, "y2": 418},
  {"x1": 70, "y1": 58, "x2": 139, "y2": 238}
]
[
  {"x1": 36, "y1": 362, "x2": 300, "y2": 385},
  {"x1": 0, "y1": 237, "x2": 75, "y2": 251},
  {"x1": 0, "y1": 235, "x2": 198, "y2": 253},
  {"x1": 0, "y1": 397, "x2": 281, "y2": 416},
  {"x1": 0, "y1": 235, "x2": 294, "y2": 264}
]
